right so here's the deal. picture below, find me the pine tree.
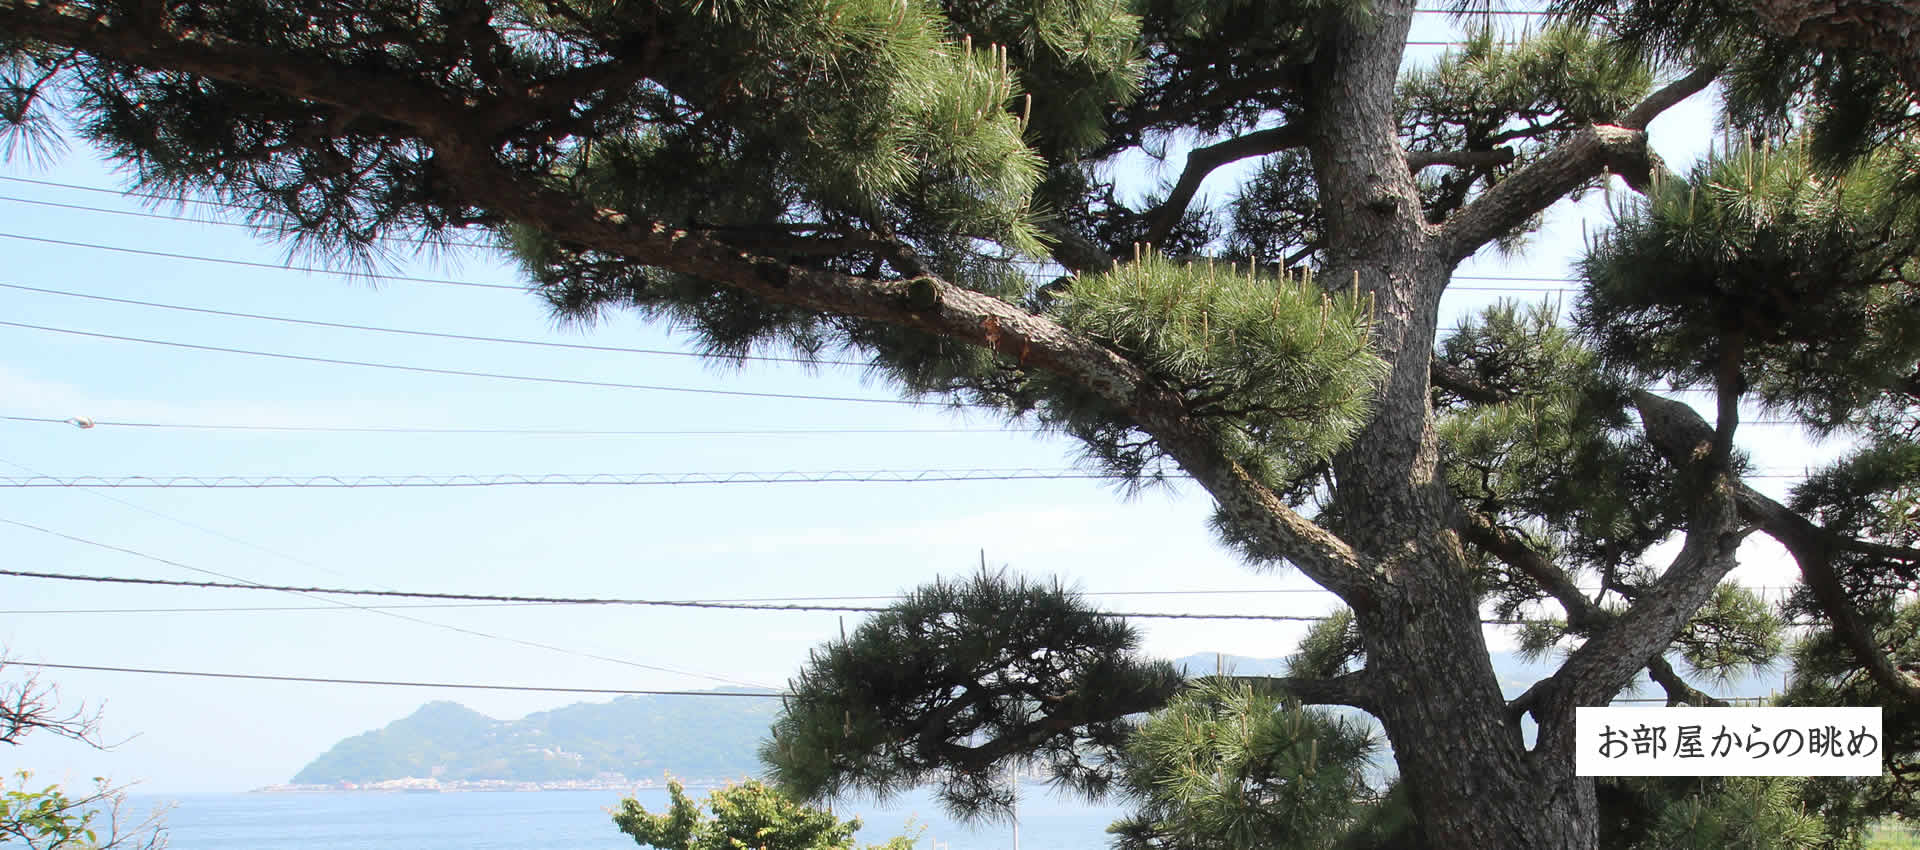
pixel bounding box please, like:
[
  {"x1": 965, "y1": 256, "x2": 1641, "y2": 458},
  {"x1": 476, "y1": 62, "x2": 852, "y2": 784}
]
[{"x1": 2, "y1": 1, "x2": 1917, "y2": 848}]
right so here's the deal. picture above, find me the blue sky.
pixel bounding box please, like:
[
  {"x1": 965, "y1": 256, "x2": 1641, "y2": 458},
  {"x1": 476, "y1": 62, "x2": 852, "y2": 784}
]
[{"x1": 0, "y1": 23, "x2": 1846, "y2": 795}]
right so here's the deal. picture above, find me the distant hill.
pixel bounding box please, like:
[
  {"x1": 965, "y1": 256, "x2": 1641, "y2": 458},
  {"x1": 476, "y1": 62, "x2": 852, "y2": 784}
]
[
  {"x1": 291, "y1": 690, "x2": 779, "y2": 785},
  {"x1": 299, "y1": 652, "x2": 1789, "y2": 785}
]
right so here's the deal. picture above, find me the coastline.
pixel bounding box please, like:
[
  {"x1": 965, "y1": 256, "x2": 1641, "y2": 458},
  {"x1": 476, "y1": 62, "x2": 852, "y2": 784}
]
[{"x1": 252, "y1": 778, "x2": 738, "y2": 794}]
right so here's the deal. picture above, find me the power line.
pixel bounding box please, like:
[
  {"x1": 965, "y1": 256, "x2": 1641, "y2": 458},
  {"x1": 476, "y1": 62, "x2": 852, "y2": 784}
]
[
  {"x1": 0, "y1": 281, "x2": 874, "y2": 367},
  {"x1": 0, "y1": 585, "x2": 1817, "y2": 613},
  {"x1": 0, "y1": 568, "x2": 1356, "y2": 622},
  {"x1": 0, "y1": 414, "x2": 1034, "y2": 437},
  {"x1": 0, "y1": 232, "x2": 520, "y2": 290},
  {"x1": 16, "y1": 661, "x2": 1775, "y2": 705},
  {"x1": 0, "y1": 195, "x2": 1611, "y2": 294},
  {"x1": 17, "y1": 662, "x2": 783, "y2": 698},
  {"x1": 0, "y1": 190, "x2": 494, "y2": 250},
  {"x1": 0, "y1": 319, "x2": 922, "y2": 406},
  {"x1": 0, "y1": 602, "x2": 565, "y2": 614},
  {"x1": 0, "y1": 412, "x2": 1816, "y2": 435},
  {"x1": 0, "y1": 465, "x2": 1824, "y2": 488},
  {"x1": 0, "y1": 513, "x2": 775, "y2": 689},
  {"x1": 0, "y1": 222, "x2": 1588, "y2": 293},
  {"x1": 0, "y1": 469, "x2": 1109, "y2": 488}
]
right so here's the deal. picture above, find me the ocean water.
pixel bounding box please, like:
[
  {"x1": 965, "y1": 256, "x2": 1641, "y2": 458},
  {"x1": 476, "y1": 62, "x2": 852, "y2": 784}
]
[{"x1": 137, "y1": 787, "x2": 1128, "y2": 849}]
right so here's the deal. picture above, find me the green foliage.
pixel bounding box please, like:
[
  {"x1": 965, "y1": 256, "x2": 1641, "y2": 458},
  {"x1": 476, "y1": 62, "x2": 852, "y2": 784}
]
[
  {"x1": 1401, "y1": 25, "x2": 1651, "y2": 155},
  {"x1": 1223, "y1": 151, "x2": 1321, "y2": 270},
  {"x1": 1790, "y1": 438, "x2": 1920, "y2": 611},
  {"x1": 1284, "y1": 609, "x2": 1363, "y2": 680},
  {"x1": 1670, "y1": 584, "x2": 1783, "y2": 682},
  {"x1": 1, "y1": 772, "x2": 99, "y2": 849},
  {"x1": 763, "y1": 570, "x2": 1181, "y2": 820},
  {"x1": 613, "y1": 779, "x2": 914, "y2": 850},
  {"x1": 1056, "y1": 254, "x2": 1387, "y2": 487},
  {"x1": 1778, "y1": 600, "x2": 1920, "y2": 833},
  {"x1": 1398, "y1": 26, "x2": 1651, "y2": 246},
  {"x1": 1579, "y1": 141, "x2": 1920, "y2": 429},
  {"x1": 1437, "y1": 304, "x2": 1687, "y2": 601},
  {"x1": 936, "y1": 0, "x2": 1142, "y2": 158},
  {"x1": 1599, "y1": 776, "x2": 1830, "y2": 850},
  {"x1": 0, "y1": 771, "x2": 164, "y2": 850},
  {"x1": 1551, "y1": 0, "x2": 1914, "y2": 167},
  {"x1": 1106, "y1": 679, "x2": 1379, "y2": 850}
]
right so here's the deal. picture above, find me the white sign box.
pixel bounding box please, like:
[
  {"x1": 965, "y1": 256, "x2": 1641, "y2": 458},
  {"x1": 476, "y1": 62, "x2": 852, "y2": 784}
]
[{"x1": 1575, "y1": 706, "x2": 1883, "y2": 776}]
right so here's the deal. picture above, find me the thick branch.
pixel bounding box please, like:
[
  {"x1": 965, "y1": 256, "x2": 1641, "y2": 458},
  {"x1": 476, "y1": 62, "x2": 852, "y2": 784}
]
[
  {"x1": 1620, "y1": 63, "x2": 1724, "y2": 131},
  {"x1": 1462, "y1": 514, "x2": 1729, "y2": 713},
  {"x1": 1749, "y1": 0, "x2": 1920, "y2": 95},
  {"x1": 1634, "y1": 391, "x2": 1920, "y2": 700},
  {"x1": 1432, "y1": 66, "x2": 1719, "y2": 263},
  {"x1": 1537, "y1": 487, "x2": 1743, "y2": 723},
  {"x1": 1433, "y1": 124, "x2": 1666, "y2": 263},
  {"x1": 1406, "y1": 148, "x2": 1515, "y2": 173},
  {"x1": 1430, "y1": 358, "x2": 1514, "y2": 405},
  {"x1": 1645, "y1": 655, "x2": 1729, "y2": 707},
  {"x1": 1039, "y1": 219, "x2": 1115, "y2": 276},
  {"x1": 1735, "y1": 477, "x2": 1920, "y2": 701},
  {"x1": 1140, "y1": 124, "x2": 1307, "y2": 249},
  {"x1": 1514, "y1": 393, "x2": 1747, "y2": 757},
  {"x1": 2, "y1": 0, "x2": 474, "y2": 136},
  {"x1": 1228, "y1": 670, "x2": 1377, "y2": 712}
]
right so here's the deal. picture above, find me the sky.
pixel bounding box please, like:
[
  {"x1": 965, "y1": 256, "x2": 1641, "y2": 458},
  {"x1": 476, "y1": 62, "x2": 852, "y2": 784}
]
[{"x1": 0, "y1": 17, "x2": 1858, "y2": 795}]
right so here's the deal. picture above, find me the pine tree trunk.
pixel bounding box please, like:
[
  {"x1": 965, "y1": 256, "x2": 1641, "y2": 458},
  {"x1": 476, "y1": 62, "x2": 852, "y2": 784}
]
[
  {"x1": 1363, "y1": 578, "x2": 1597, "y2": 850},
  {"x1": 1303, "y1": 3, "x2": 1598, "y2": 847}
]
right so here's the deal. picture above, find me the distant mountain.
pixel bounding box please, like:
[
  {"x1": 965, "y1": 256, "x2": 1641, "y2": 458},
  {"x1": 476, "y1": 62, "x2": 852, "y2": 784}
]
[
  {"x1": 291, "y1": 690, "x2": 779, "y2": 785},
  {"x1": 301, "y1": 652, "x2": 1789, "y2": 785}
]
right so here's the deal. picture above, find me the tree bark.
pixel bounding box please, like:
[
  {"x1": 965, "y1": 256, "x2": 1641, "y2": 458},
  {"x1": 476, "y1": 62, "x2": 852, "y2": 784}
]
[{"x1": 1295, "y1": 3, "x2": 1600, "y2": 847}]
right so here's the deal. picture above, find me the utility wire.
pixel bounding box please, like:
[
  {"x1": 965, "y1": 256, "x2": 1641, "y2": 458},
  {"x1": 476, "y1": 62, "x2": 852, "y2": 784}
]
[
  {"x1": 0, "y1": 469, "x2": 1112, "y2": 488},
  {"x1": 0, "y1": 281, "x2": 874, "y2": 367},
  {"x1": 0, "y1": 568, "x2": 1379, "y2": 623},
  {"x1": 0, "y1": 467, "x2": 1820, "y2": 488},
  {"x1": 0, "y1": 412, "x2": 1815, "y2": 435},
  {"x1": 0, "y1": 513, "x2": 775, "y2": 689},
  {"x1": 0, "y1": 232, "x2": 521, "y2": 290},
  {"x1": 0, "y1": 414, "x2": 1037, "y2": 437},
  {"x1": 0, "y1": 191, "x2": 495, "y2": 250},
  {"x1": 17, "y1": 662, "x2": 782, "y2": 697},
  {"x1": 0, "y1": 221, "x2": 1586, "y2": 292},
  {"x1": 0, "y1": 602, "x2": 565, "y2": 614},
  {"x1": 0, "y1": 194, "x2": 1596, "y2": 293},
  {"x1": 0, "y1": 584, "x2": 1815, "y2": 614},
  {"x1": 15, "y1": 661, "x2": 1776, "y2": 704},
  {"x1": 0, "y1": 319, "x2": 921, "y2": 406},
  {"x1": 0, "y1": 176, "x2": 497, "y2": 248}
]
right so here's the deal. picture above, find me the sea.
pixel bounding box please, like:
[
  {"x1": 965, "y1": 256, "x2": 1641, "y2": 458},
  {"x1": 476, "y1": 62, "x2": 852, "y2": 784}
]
[{"x1": 133, "y1": 786, "x2": 1128, "y2": 849}]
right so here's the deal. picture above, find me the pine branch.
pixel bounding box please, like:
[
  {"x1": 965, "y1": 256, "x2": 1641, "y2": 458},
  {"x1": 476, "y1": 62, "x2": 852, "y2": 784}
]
[
  {"x1": 1460, "y1": 514, "x2": 1728, "y2": 723},
  {"x1": 1140, "y1": 124, "x2": 1307, "y2": 250},
  {"x1": 1733, "y1": 473, "x2": 1920, "y2": 702},
  {"x1": 1633, "y1": 390, "x2": 1920, "y2": 702},
  {"x1": 1406, "y1": 148, "x2": 1516, "y2": 172},
  {"x1": 0, "y1": 0, "x2": 1391, "y2": 605},
  {"x1": 1620, "y1": 63, "x2": 1724, "y2": 131},
  {"x1": 1224, "y1": 670, "x2": 1377, "y2": 711},
  {"x1": 1039, "y1": 219, "x2": 1115, "y2": 275},
  {"x1": 1431, "y1": 65, "x2": 1720, "y2": 263},
  {"x1": 1520, "y1": 392, "x2": 1747, "y2": 753},
  {"x1": 1748, "y1": 0, "x2": 1920, "y2": 95},
  {"x1": 1429, "y1": 357, "x2": 1513, "y2": 405}
]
